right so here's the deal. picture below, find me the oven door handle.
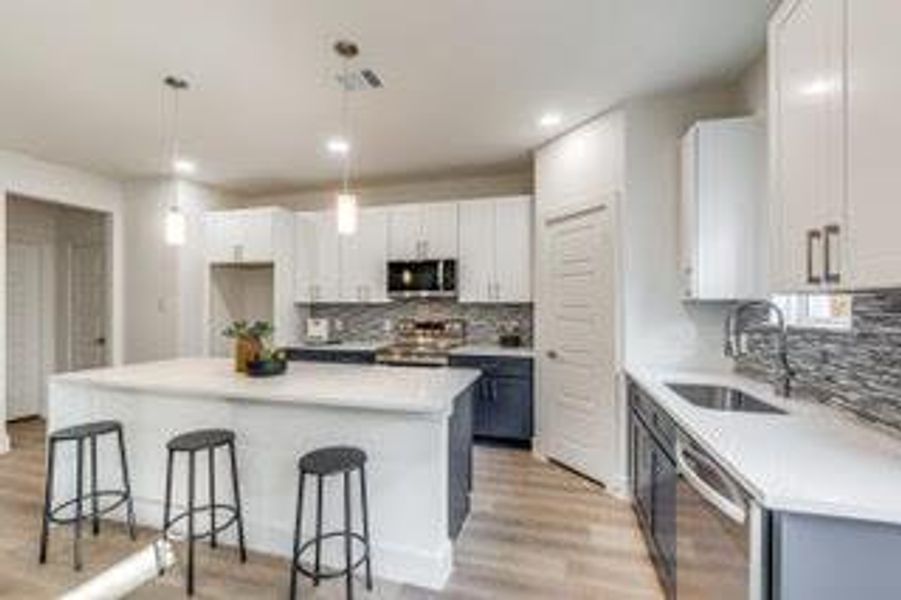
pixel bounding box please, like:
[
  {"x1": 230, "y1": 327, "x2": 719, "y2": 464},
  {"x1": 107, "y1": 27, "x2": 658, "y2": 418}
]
[{"x1": 677, "y1": 443, "x2": 747, "y2": 525}]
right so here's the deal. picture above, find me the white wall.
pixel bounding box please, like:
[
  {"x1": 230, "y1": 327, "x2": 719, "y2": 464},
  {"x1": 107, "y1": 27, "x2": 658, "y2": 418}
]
[
  {"x1": 621, "y1": 86, "x2": 743, "y2": 370},
  {"x1": 122, "y1": 179, "x2": 233, "y2": 363},
  {"x1": 236, "y1": 170, "x2": 532, "y2": 210},
  {"x1": 0, "y1": 149, "x2": 124, "y2": 453}
]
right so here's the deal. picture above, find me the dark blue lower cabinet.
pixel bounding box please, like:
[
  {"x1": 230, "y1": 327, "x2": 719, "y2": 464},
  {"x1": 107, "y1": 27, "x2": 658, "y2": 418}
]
[
  {"x1": 448, "y1": 385, "x2": 474, "y2": 539},
  {"x1": 449, "y1": 355, "x2": 534, "y2": 444}
]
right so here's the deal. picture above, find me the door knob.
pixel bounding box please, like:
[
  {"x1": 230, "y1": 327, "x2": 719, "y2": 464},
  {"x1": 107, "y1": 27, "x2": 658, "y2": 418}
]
[{"x1": 546, "y1": 350, "x2": 558, "y2": 360}]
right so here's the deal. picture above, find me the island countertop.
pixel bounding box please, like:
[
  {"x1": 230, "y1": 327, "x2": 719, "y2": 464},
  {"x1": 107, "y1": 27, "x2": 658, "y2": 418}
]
[{"x1": 51, "y1": 357, "x2": 481, "y2": 414}]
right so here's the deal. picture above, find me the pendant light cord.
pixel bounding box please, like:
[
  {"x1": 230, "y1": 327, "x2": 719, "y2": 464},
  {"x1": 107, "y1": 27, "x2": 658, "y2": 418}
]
[
  {"x1": 163, "y1": 76, "x2": 189, "y2": 210},
  {"x1": 340, "y1": 57, "x2": 352, "y2": 195}
]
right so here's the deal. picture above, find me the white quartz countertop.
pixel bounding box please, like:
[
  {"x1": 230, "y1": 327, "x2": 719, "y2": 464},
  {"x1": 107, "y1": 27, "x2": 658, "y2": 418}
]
[
  {"x1": 627, "y1": 365, "x2": 901, "y2": 526},
  {"x1": 52, "y1": 358, "x2": 481, "y2": 415}
]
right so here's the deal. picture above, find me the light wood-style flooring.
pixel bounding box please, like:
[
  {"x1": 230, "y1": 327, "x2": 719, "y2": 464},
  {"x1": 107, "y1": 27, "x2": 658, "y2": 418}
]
[{"x1": 0, "y1": 419, "x2": 662, "y2": 599}]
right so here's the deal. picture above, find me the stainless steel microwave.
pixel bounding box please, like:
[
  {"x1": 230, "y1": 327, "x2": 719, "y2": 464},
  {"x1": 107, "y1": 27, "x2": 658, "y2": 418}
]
[{"x1": 387, "y1": 259, "x2": 457, "y2": 299}]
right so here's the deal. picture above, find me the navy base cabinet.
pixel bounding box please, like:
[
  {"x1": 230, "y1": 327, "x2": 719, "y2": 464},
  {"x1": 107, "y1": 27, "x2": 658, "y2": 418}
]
[{"x1": 449, "y1": 355, "x2": 533, "y2": 445}]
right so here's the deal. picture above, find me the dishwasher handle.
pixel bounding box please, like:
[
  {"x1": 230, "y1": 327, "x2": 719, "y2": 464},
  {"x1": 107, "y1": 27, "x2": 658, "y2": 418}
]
[{"x1": 677, "y1": 442, "x2": 747, "y2": 525}]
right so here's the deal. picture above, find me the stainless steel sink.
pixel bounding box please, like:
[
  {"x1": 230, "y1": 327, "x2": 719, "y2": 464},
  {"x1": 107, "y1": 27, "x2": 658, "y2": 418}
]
[{"x1": 666, "y1": 383, "x2": 787, "y2": 414}]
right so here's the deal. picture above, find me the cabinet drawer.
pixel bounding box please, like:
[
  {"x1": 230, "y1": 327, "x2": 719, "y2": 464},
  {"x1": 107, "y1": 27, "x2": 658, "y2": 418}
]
[
  {"x1": 287, "y1": 348, "x2": 375, "y2": 364},
  {"x1": 449, "y1": 355, "x2": 533, "y2": 379}
]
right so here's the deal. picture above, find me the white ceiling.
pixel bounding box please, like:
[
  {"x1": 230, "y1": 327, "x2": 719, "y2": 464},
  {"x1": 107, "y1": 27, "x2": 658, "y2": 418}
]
[{"x1": 0, "y1": 1, "x2": 767, "y2": 195}]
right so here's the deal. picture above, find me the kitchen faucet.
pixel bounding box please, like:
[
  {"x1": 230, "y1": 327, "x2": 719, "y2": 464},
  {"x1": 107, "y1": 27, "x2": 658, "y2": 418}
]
[{"x1": 724, "y1": 300, "x2": 795, "y2": 397}]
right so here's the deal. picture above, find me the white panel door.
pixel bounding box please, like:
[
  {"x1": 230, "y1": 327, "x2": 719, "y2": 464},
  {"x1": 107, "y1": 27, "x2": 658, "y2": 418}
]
[
  {"x1": 458, "y1": 199, "x2": 496, "y2": 303},
  {"x1": 6, "y1": 242, "x2": 43, "y2": 419},
  {"x1": 542, "y1": 204, "x2": 617, "y2": 485},
  {"x1": 70, "y1": 243, "x2": 109, "y2": 370},
  {"x1": 846, "y1": 0, "x2": 901, "y2": 288},
  {"x1": 770, "y1": 0, "x2": 845, "y2": 291},
  {"x1": 494, "y1": 196, "x2": 533, "y2": 302},
  {"x1": 387, "y1": 205, "x2": 422, "y2": 260},
  {"x1": 420, "y1": 202, "x2": 458, "y2": 258}
]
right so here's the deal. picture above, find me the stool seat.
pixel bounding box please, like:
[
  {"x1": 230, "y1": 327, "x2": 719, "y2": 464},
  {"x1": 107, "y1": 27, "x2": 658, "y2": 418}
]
[
  {"x1": 50, "y1": 420, "x2": 121, "y2": 441},
  {"x1": 167, "y1": 428, "x2": 234, "y2": 452},
  {"x1": 299, "y1": 446, "x2": 366, "y2": 475}
]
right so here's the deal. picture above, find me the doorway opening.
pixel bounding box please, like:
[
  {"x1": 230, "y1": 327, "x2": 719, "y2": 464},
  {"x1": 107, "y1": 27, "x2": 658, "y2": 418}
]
[{"x1": 5, "y1": 194, "x2": 112, "y2": 420}]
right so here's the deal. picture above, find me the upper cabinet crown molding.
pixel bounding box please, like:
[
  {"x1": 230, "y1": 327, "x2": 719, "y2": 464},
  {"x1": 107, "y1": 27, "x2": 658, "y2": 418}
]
[
  {"x1": 680, "y1": 117, "x2": 766, "y2": 301},
  {"x1": 769, "y1": 0, "x2": 901, "y2": 292}
]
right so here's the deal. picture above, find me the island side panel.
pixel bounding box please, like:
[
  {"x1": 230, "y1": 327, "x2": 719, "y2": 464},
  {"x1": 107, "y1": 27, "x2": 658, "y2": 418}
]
[
  {"x1": 448, "y1": 383, "x2": 475, "y2": 539},
  {"x1": 47, "y1": 379, "x2": 454, "y2": 590}
]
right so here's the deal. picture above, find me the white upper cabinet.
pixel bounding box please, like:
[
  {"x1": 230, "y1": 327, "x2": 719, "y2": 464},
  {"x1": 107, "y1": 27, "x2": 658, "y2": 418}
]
[
  {"x1": 295, "y1": 211, "x2": 340, "y2": 303},
  {"x1": 770, "y1": 0, "x2": 901, "y2": 291},
  {"x1": 459, "y1": 196, "x2": 533, "y2": 303},
  {"x1": 845, "y1": 0, "x2": 901, "y2": 289},
  {"x1": 387, "y1": 202, "x2": 458, "y2": 260},
  {"x1": 339, "y1": 208, "x2": 389, "y2": 303},
  {"x1": 770, "y1": 0, "x2": 846, "y2": 292},
  {"x1": 680, "y1": 117, "x2": 766, "y2": 300},
  {"x1": 204, "y1": 207, "x2": 288, "y2": 264}
]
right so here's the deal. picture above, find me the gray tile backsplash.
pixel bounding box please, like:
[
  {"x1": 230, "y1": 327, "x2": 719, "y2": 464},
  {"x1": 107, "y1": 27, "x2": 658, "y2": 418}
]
[
  {"x1": 736, "y1": 292, "x2": 901, "y2": 433},
  {"x1": 300, "y1": 300, "x2": 533, "y2": 346}
]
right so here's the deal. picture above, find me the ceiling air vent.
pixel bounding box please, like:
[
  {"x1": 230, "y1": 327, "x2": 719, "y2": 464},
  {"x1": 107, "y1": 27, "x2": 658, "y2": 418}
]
[{"x1": 336, "y1": 68, "x2": 384, "y2": 92}]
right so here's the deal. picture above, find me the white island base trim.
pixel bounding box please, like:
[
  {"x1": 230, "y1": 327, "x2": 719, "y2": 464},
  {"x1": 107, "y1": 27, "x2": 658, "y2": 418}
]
[{"x1": 48, "y1": 379, "x2": 465, "y2": 590}]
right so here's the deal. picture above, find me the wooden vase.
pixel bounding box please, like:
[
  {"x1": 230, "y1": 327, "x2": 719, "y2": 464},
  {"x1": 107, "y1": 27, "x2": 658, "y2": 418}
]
[{"x1": 234, "y1": 337, "x2": 260, "y2": 373}]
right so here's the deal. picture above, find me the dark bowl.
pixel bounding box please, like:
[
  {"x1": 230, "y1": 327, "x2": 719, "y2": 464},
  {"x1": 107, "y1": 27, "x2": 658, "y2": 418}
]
[{"x1": 246, "y1": 357, "x2": 288, "y2": 377}]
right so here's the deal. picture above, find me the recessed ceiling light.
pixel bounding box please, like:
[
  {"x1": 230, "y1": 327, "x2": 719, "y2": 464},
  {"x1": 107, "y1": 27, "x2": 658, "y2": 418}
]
[
  {"x1": 327, "y1": 137, "x2": 351, "y2": 155},
  {"x1": 173, "y1": 158, "x2": 196, "y2": 175},
  {"x1": 539, "y1": 113, "x2": 563, "y2": 128}
]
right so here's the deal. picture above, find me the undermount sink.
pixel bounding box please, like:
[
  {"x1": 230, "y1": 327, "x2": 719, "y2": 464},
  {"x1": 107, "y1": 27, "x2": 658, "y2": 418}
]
[{"x1": 666, "y1": 383, "x2": 787, "y2": 415}]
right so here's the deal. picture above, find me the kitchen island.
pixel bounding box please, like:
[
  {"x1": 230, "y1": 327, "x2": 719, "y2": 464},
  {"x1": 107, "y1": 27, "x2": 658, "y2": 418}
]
[{"x1": 47, "y1": 358, "x2": 481, "y2": 589}]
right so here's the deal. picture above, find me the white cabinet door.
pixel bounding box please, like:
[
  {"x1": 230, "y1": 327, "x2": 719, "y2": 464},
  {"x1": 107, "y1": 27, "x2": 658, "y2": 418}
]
[
  {"x1": 769, "y1": 0, "x2": 845, "y2": 291},
  {"x1": 458, "y1": 199, "x2": 496, "y2": 303},
  {"x1": 420, "y1": 202, "x2": 458, "y2": 258},
  {"x1": 387, "y1": 205, "x2": 422, "y2": 260},
  {"x1": 312, "y1": 211, "x2": 340, "y2": 303},
  {"x1": 204, "y1": 213, "x2": 238, "y2": 263},
  {"x1": 846, "y1": 0, "x2": 901, "y2": 289},
  {"x1": 340, "y1": 208, "x2": 389, "y2": 303},
  {"x1": 240, "y1": 211, "x2": 274, "y2": 263},
  {"x1": 294, "y1": 213, "x2": 317, "y2": 303},
  {"x1": 494, "y1": 196, "x2": 533, "y2": 302}
]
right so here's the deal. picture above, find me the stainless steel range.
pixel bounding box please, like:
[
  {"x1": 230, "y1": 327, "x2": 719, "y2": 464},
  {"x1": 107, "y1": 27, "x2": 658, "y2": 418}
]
[{"x1": 374, "y1": 318, "x2": 466, "y2": 366}]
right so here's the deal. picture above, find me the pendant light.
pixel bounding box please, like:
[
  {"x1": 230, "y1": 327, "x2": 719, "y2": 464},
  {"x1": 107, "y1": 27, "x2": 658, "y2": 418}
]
[
  {"x1": 334, "y1": 40, "x2": 359, "y2": 236},
  {"x1": 163, "y1": 75, "x2": 189, "y2": 246}
]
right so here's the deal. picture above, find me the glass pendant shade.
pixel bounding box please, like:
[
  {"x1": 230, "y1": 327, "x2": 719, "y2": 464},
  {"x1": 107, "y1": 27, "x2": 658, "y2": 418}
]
[{"x1": 336, "y1": 193, "x2": 358, "y2": 235}]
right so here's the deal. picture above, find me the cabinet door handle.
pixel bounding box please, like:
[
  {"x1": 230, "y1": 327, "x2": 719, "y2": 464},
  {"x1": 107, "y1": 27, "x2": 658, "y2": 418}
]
[
  {"x1": 806, "y1": 229, "x2": 823, "y2": 285},
  {"x1": 823, "y1": 224, "x2": 841, "y2": 284}
]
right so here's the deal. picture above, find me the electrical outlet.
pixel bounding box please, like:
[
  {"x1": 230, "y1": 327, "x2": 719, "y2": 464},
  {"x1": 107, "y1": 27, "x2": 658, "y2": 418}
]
[
  {"x1": 334, "y1": 319, "x2": 344, "y2": 333},
  {"x1": 739, "y1": 333, "x2": 749, "y2": 354},
  {"x1": 383, "y1": 319, "x2": 393, "y2": 334}
]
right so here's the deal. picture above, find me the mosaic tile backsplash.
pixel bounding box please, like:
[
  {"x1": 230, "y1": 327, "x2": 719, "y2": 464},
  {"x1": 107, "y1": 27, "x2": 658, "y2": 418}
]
[
  {"x1": 301, "y1": 300, "x2": 533, "y2": 346},
  {"x1": 735, "y1": 292, "x2": 901, "y2": 432}
]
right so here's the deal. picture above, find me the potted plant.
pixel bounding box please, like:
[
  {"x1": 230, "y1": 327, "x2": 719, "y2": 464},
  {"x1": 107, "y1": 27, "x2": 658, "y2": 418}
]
[{"x1": 223, "y1": 320, "x2": 287, "y2": 376}]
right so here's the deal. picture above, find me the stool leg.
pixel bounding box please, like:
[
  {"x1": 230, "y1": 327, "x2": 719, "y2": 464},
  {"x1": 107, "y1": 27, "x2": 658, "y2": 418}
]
[
  {"x1": 359, "y1": 466, "x2": 372, "y2": 591},
  {"x1": 228, "y1": 440, "x2": 247, "y2": 563},
  {"x1": 39, "y1": 438, "x2": 56, "y2": 564},
  {"x1": 116, "y1": 427, "x2": 137, "y2": 540},
  {"x1": 74, "y1": 438, "x2": 85, "y2": 571},
  {"x1": 90, "y1": 435, "x2": 100, "y2": 536},
  {"x1": 314, "y1": 475, "x2": 323, "y2": 586},
  {"x1": 209, "y1": 446, "x2": 217, "y2": 549},
  {"x1": 343, "y1": 471, "x2": 354, "y2": 600},
  {"x1": 187, "y1": 450, "x2": 196, "y2": 596},
  {"x1": 289, "y1": 471, "x2": 305, "y2": 600},
  {"x1": 162, "y1": 449, "x2": 174, "y2": 540}
]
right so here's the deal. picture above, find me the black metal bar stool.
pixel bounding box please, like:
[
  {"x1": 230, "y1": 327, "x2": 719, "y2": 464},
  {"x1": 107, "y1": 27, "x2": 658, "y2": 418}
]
[
  {"x1": 290, "y1": 446, "x2": 372, "y2": 600},
  {"x1": 162, "y1": 428, "x2": 247, "y2": 596},
  {"x1": 39, "y1": 420, "x2": 136, "y2": 570}
]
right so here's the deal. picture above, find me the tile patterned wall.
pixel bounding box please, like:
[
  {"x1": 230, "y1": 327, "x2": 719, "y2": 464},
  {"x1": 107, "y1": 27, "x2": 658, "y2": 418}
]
[
  {"x1": 736, "y1": 292, "x2": 901, "y2": 432},
  {"x1": 301, "y1": 300, "x2": 533, "y2": 346}
]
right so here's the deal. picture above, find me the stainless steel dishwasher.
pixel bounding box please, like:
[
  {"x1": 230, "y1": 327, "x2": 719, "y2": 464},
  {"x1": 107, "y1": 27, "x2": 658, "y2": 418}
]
[{"x1": 675, "y1": 432, "x2": 767, "y2": 600}]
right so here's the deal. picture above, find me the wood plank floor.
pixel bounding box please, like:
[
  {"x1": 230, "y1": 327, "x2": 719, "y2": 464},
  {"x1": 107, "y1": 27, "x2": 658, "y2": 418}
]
[{"x1": 0, "y1": 419, "x2": 662, "y2": 599}]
